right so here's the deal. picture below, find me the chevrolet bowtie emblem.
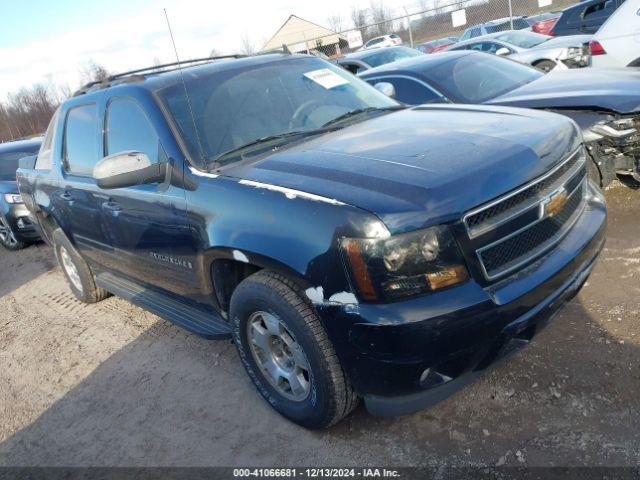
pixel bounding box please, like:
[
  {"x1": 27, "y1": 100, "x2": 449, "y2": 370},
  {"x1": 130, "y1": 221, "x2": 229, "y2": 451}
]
[{"x1": 544, "y1": 188, "x2": 569, "y2": 218}]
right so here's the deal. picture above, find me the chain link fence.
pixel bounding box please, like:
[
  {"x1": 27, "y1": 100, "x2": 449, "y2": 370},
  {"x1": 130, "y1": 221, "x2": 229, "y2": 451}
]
[{"x1": 263, "y1": 0, "x2": 579, "y2": 58}]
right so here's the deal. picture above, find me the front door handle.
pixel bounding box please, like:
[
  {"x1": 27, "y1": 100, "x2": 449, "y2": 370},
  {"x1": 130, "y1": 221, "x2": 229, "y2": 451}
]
[{"x1": 101, "y1": 201, "x2": 122, "y2": 217}]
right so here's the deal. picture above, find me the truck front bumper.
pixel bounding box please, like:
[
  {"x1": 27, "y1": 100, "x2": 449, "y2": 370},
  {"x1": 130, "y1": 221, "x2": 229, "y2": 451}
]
[{"x1": 321, "y1": 182, "x2": 606, "y2": 416}]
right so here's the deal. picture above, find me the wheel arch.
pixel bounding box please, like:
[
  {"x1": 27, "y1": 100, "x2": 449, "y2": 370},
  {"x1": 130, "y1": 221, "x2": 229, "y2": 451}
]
[{"x1": 207, "y1": 247, "x2": 312, "y2": 315}]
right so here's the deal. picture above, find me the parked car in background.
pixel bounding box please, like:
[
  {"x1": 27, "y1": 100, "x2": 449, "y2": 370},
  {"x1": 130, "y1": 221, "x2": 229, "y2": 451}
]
[
  {"x1": 415, "y1": 37, "x2": 458, "y2": 54},
  {"x1": 360, "y1": 51, "x2": 640, "y2": 187},
  {"x1": 335, "y1": 46, "x2": 423, "y2": 74},
  {"x1": 526, "y1": 12, "x2": 561, "y2": 35},
  {"x1": 18, "y1": 53, "x2": 606, "y2": 428},
  {"x1": 446, "y1": 30, "x2": 591, "y2": 72},
  {"x1": 0, "y1": 137, "x2": 42, "y2": 250},
  {"x1": 361, "y1": 33, "x2": 402, "y2": 50},
  {"x1": 459, "y1": 16, "x2": 530, "y2": 40},
  {"x1": 590, "y1": 0, "x2": 640, "y2": 68},
  {"x1": 548, "y1": 0, "x2": 626, "y2": 36}
]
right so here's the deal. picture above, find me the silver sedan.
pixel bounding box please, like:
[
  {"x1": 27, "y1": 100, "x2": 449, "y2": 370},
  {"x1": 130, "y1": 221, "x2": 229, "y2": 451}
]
[{"x1": 444, "y1": 30, "x2": 592, "y2": 72}]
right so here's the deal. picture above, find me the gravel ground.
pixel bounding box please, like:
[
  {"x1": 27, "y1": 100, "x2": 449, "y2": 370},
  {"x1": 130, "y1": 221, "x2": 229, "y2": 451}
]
[{"x1": 0, "y1": 184, "x2": 638, "y2": 468}]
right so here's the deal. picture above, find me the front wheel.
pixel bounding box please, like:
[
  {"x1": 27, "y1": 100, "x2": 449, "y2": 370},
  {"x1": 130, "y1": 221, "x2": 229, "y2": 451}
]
[
  {"x1": 0, "y1": 216, "x2": 25, "y2": 251},
  {"x1": 230, "y1": 271, "x2": 359, "y2": 428}
]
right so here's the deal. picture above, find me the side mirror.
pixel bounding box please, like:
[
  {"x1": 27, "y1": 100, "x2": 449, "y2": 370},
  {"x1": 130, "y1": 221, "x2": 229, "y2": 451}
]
[
  {"x1": 19, "y1": 155, "x2": 37, "y2": 170},
  {"x1": 93, "y1": 151, "x2": 167, "y2": 189},
  {"x1": 495, "y1": 47, "x2": 511, "y2": 56},
  {"x1": 374, "y1": 82, "x2": 396, "y2": 99}
]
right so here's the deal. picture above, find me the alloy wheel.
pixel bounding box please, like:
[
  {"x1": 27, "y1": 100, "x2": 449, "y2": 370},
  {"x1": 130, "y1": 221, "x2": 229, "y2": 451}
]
[
  {"x1": 59, "y1": 246, "x2": 83, "y2": 292},
  {"x1": 0, "y1": 217, "x2": 18, "y2": 247},
  {"x1": 247, "y1": 311, "x2": 311, "y2": 401}
]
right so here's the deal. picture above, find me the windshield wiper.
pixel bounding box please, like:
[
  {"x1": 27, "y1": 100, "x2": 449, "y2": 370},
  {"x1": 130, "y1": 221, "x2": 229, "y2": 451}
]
[
  {"x1": 322, "y1": 106, "x2": 404, "y2": 128},
  {"x1": 212, "y1": 130, "x2": 321, "y2": 165}
]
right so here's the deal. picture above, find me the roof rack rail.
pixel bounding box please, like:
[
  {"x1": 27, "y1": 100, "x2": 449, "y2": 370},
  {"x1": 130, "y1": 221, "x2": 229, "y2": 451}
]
[{"x1": 73, "y1": 54, "x2": 246, "y2": 97}]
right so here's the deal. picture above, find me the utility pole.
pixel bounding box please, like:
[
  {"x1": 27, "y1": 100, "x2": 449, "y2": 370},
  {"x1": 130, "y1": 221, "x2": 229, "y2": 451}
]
[
  {"x1": 508, "y1": 0, "x2": 514, "y2": 29},
  {"x1": 403, "y1": 7, "x2": 414, "y2": 47}
]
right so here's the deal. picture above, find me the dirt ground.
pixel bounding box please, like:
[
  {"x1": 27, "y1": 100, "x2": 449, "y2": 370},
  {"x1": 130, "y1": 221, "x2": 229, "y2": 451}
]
[{"x1": 0, "y1": 184, "x2": 638, "y2": 468}]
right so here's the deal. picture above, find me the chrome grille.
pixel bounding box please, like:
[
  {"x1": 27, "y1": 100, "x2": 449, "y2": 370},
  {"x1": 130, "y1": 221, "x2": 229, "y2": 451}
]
[
  {"x1": 465, "y1": 149, "x2": 583, "y2": 235},
  {"x1": 464, "y1": 148, "x2": 587, "y2": 281}
]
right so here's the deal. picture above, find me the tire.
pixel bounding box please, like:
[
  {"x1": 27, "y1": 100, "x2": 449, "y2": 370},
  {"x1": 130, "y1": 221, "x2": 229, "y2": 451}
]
[
  {"x1": 52, "y1": 229, "x2": 109, "y2": 304},
  {"x1": 0, "y1": 215, "x2": 26, "y2": 251},
  {"x1": 534, "y1": 60, "x2": 557, "y2": 73},
  {"x1": 230, "y1": 270, "x2": 359, "y2": 428}
]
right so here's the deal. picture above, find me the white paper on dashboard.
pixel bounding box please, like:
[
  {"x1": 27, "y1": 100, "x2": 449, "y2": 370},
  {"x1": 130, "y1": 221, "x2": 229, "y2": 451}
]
[{"x1": 303, "y1": 69, "x2": 349, "y2": 89}]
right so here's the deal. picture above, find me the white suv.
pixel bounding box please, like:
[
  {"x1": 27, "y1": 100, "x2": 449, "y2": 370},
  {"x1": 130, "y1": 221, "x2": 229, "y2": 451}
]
[
  {"x1": 590, "y1": 0, "x2": 640, "y2": 68},
  {"x1": 361, "y1": 34, "x2": 402, "y2": 50}
]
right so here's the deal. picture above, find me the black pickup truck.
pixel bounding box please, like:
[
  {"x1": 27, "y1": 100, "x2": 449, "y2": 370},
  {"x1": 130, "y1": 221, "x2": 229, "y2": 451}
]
[{"x1": 17, "y1": 54, "x2": 606, "y2": 428}]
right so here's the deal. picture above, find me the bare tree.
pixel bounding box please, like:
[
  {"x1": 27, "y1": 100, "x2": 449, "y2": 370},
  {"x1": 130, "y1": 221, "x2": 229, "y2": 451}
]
[
  {"x1": 350, "y1": 6, "x2": 370, "y2": 38},
  {"x1": 209, "y1": 48, "x2": 222, "y2": 57},
  {"x1": 369, "y1": 0, "x2": 392, "y2": 36},
  {"x1": 239, "y1": 34, "x2": 256, "y2": 55},
  {"x1": 0, "y1": 84, "x2": 59, "y2": 141},
  {"x1": 327, "y1": 14, "x2": 345, "y2": 33},
  {"x1": 79, "y1": 60, "x2": 110, "y2": 85},
  {"x1": 54, "y1": 83, "x2": 73, "y2": 103}
]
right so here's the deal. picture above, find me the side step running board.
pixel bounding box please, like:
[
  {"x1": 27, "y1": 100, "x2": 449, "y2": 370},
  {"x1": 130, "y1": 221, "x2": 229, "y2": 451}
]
[{"x1": 95, "y1": 272, "x2": 232, "y2": 340}]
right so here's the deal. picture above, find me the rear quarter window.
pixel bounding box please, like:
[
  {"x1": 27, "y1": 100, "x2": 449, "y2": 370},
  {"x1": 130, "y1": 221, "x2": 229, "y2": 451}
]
[
  {"x1": 35, "y1": 110, "x2": 60, "y2": 170},
  {"x1": 64, "y1": 104, "x2": 99, "y2": 177}
]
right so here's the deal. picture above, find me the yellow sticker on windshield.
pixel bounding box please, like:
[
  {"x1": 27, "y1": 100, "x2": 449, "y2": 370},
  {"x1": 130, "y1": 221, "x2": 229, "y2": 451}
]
[{"x1": 303, "y1": 69, "x2": 349, "y2": 89}]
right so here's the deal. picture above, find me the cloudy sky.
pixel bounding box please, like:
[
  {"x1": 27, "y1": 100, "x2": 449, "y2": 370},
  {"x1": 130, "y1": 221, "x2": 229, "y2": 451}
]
[{"x1": 0, "y1": 0, "x2": 425, "y2": 98}]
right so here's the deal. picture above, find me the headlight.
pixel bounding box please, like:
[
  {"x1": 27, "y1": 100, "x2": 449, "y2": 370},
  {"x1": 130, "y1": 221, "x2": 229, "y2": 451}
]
[
  {"x1": 589, "y1": 118, "x2": 637, "y2": 139},
  {"x1": 341, "y1": 225, "x2": 469, "y2": 302},
  {"x1": 3, "y1": 194, "x2": 22, "y2": 204}
]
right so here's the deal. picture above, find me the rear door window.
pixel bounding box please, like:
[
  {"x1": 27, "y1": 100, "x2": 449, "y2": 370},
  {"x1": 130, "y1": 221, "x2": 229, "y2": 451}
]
[
  {"x1": 105, "y1": 98, "x2": 159, "y2": 162},
  {"x1": 583, "y1": 0, "x2": 612, "y2": 19},
  {"x1": 64, "y1": 104, "x2": 99, "y2": 177}
]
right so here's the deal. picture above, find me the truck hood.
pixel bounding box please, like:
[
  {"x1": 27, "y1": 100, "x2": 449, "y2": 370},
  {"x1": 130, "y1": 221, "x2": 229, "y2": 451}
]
[
  {"x1": 488, "y1": 69, "x2": 640, "y2": 114},
  {"x1": 225, "y1": 105, "x2": 579, "y2": 233}
]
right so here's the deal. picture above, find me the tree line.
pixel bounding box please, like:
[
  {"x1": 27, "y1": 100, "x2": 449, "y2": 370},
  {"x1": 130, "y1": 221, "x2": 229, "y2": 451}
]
[{"x1": 0, "y1": 61, "x2": 109, "y2": 144}]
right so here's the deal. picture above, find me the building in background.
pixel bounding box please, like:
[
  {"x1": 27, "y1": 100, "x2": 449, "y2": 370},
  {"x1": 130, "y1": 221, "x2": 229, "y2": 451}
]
[{"x1": 261, "y1": 15, "x2": 348, "y2": 58}]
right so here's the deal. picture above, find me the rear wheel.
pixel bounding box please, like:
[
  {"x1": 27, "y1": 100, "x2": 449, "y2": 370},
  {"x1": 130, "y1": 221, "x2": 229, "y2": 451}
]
[
  {"x1": 534, "y1": 60, "x2": 557, "y2": 73},
  {"x1": 52, "y1": 229, "x2": 109, "y2": 303},
  {"x1": 230, "y1": 270, "x2": 359, "y2": 428},
  {"x1": 0, "y1": 216, "x2": 25, "y2": 251}
]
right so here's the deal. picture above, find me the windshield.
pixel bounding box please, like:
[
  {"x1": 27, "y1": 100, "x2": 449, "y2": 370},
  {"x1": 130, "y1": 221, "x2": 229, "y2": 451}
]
[
  {"x1": 361, "y1": 47, "x2": 423, "y2": 67},
  {"x1": 495, "y1": 31, "x2": 550, "y2": 48},
  {"x1": 157, "y1": 57, "x2": 397, "y2": 166},
  {"x1": 0, "y1": 150, "x2": 37, "y2": 181},
  {"x1": 421, "y1": 53, "x2": 543, "y2": 103}
]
